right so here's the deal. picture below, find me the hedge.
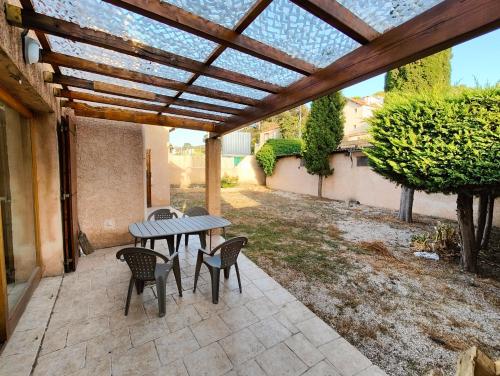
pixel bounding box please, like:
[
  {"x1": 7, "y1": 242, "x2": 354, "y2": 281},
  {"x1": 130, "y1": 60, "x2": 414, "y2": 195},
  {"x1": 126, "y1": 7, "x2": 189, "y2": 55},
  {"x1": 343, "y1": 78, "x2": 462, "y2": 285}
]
[{"x1": 255, "y1": 139, "x2": 303, "y2": 176}]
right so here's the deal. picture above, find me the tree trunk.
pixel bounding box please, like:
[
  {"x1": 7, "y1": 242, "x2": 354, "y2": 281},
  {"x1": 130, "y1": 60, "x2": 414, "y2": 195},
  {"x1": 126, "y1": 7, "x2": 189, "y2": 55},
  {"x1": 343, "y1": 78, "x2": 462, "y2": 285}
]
[
  {"x1": 456, "y1": 191, "x2": 478, "y2": 273},
  {"x1": 318, "y1": 175, "x2": 323, "y2": 198},
  {"x1": 475, "y1": 191, "x2": 488, "y2": 249},
  {"x1": 481, "y1": 192, "x2": 495, "y2": 250},
  {"x1": 398, "y1": 186, "x2": 414, "y2": 223}
]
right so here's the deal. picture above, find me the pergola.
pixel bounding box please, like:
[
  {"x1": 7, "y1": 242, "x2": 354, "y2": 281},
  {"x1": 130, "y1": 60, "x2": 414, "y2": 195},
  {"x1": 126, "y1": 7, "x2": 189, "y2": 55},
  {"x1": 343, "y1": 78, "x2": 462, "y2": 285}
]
[{"x1": 4, "y1": 0, "x2": 499, "y2": 213}]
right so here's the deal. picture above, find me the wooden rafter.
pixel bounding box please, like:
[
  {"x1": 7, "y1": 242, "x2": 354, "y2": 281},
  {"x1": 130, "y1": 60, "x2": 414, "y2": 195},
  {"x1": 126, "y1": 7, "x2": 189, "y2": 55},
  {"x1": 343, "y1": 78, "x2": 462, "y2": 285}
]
[
  {"x1": 40, "y1": 51, "x2": 259, "y2": 106},
  {"x1": 160, "y1": 0, "x2": 273, "y2": 114},
  {"x1": 102, "y1": 0, "x2": 316, "y2": 75},
  {"x1": 5, "y1": 5, "x2": 282, "y2": 93},
  {"x1": 219, "y1": 0, "x2": 500, "y2": 134},
  {"x1": 65, "y1": 102, "x2": 217, "y2": 132},
  {"x1": 57, "y1": 90, "x2": 228, "y2": 122},
  {"x1": 48, "y1": 74, "x2": 241, "y2": 115},
  {"x1": 289, "y1": 0, "x2": 380, "y2": 44}
]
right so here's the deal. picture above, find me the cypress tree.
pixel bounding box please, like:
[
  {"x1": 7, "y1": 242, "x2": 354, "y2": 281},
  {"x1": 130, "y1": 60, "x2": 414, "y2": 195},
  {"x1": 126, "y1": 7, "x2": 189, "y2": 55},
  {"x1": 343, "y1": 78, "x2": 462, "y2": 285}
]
[
  {"x1": 384, "y1": 49, "x2": 452, "y2": 222},
  {"x1": 302, "y1": 92, "x2": 345, "y2": 197}
]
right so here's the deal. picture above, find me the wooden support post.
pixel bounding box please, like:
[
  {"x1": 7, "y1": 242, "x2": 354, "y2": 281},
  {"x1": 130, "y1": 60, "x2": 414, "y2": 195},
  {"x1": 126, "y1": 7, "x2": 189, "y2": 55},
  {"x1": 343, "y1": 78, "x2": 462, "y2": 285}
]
[{"x1": 205, "y1": 137, "x2": 221, "y2": 217}]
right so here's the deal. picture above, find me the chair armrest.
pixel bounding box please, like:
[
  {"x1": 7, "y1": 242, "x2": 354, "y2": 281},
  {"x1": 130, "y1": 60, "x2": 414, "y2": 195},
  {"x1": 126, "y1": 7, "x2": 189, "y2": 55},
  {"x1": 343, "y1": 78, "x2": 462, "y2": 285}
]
[
  {"x1": 164, "y1": 251, "x2": 179, "y2": 262},
  {"x1": 198, "y1": 248, "x2": 212, "y2": 255}
]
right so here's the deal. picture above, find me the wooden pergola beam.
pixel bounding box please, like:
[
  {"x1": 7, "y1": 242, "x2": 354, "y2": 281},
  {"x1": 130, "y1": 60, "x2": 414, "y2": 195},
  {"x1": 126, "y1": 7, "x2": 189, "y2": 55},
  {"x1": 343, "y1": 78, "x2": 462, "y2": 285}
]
[
  {"x1": 40, "y1": 51, "x2": 259, "y2": 106},
  {"x1": 49, "y1": 74, "x2": 241, "y2": 115},
  {"x1": 5, "y1": 5, "x2": 282, "y2": 94},
  {"x1": 65, "y1": 102, "x2": 217, "y2": 132},
  {"x1": 103, "y1": 0, "x2": 316, "y2": 75},
  {"x1": 289, "y1": 0, "x2": 380, "y2": 44},
  {"x1": 219, "y1": 0, "x2": 500, "y2": 134},
  {"x1": 58, "y1": 90, "x2": 228, "y2": 122}
]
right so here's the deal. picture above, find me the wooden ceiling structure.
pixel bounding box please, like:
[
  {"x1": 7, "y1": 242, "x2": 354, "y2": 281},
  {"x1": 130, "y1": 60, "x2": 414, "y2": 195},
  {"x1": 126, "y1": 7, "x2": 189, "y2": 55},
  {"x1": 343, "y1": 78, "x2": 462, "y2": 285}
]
[{"x1": 6, "y1": 0, "x2": 500, "y2": 136}]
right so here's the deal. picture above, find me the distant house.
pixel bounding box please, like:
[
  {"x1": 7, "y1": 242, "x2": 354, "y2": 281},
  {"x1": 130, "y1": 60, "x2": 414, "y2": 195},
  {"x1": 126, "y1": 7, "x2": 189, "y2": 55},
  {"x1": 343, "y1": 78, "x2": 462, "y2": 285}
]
[{"x1": 256, "y1": 96, "x2": 383, "y2": 150}]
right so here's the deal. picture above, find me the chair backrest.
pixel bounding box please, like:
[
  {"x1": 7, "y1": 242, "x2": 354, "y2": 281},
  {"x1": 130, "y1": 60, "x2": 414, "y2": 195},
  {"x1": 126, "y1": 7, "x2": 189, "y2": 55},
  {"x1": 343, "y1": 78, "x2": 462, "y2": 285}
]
[
  {"x1": 147, "y1": 208, "x2": 178, "y2": 221},
  {"x1": 218, "y1": 237, "x2": 248, "y2": 268},
  {"x1": 184, "y1": 206, "x2": 209, "y2": 217},
  {"x1": 116, "y1": 247, "x2": 166, "y2": 280}
]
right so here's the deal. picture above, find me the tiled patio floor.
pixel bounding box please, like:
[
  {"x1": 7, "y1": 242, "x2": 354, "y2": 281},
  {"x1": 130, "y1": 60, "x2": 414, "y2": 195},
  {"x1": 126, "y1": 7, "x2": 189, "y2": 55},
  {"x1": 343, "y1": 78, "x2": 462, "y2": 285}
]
[{"x1": 0, "y1": 235, "x2": 386, "y2": 376}]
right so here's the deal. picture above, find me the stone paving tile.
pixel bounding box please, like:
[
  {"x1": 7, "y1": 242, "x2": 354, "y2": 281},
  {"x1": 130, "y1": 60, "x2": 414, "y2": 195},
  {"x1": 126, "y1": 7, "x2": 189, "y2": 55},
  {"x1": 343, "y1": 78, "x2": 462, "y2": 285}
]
[
  {"x1": 252, "y1": 277, "x2": 282, "y2": 292},
  {"x1": 233, "y1": 359, "x2": 266, "y2": 376},
  {"x1": 219, "y1": 306, "x2": 259, "y2": 331},
  {"x1": 0, "y1": 351, "x2": 37, "y2": 376},
  {"x1": 245, "y1": 296, "x2": 279, "y2": 319},
  {"x1": 219, "y1": 328, "x2": 265, "y2": 365},
  {"x1": 190, "y1": 315, "x2": 232, "y2": 346},
  {"x1": 165, "y1": 304, "x2": 203, "y2": 332},
  {"x1": 163, "y1": 359, "x2": 189, "y2": 376},
  {"x1": 273, "y1": 311, "x2": 299, "y2": 334},
  {"x1": 256, "y1": 343, "x2": 308, "y2": 376},
  {"x1": 356, "y1": 365, "x2": 387, "y2": 376},
  {"x1": 2, "y1": 326, "x2": 45, "y2": 356},
  {"x1": 111, "y1": 341, "x2": 160, "y2": 376},
  {"x1": 183, "y1": 342, "x2": 233, "y2": 376},
  {"x1": 285, "y1": 332, "x2": 325, "y2": 367},
  {"x1": 155, "y1": 327, "x2": 200, "y2": 365},
  {"x1": 33, "y1": 342, "x2": 86, "y2": 376},
  {"x1": 280, "y1": 300, "x2": 316, "y2": 324},
  {"x1": 319, "y1": 338, "x2": 372, "y2": 376},
  {"x1": 248, "y1": 316, "x2": 291, "y2": 348},
  {"x1": 301, "y1": 360, "x2": 342, "y2": 376},
  {"x1": 192, "y1": 298, "x2": 229, "y2": 320},
  {"x1": 263, "y1": 287, "x2": 296, "y2": 307},
  {"x1": 129, "y1": 319, "x2": 169, "y2": 347},
  {"x1": 66, "y1": 316, "x2": 110, "y2": 346},
  {"x1": 40, "y1": 326, "x2": 68, "y2": 356},
  {"x1": 296, "y1": 316, "x2": 341, "y2": 347},
  {"x1": 85, "y1": 327, "x2": 132, "y2": 361},
  {"x1": 71, "y1": 355, "x2": 112, "y2": 376}
]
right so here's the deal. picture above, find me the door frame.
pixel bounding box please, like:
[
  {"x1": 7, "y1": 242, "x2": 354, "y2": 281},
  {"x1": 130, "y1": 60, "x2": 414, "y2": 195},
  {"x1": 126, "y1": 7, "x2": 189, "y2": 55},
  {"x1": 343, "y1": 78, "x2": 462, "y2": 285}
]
[{"x1": 0, "y1": 103, "x2": 42, "y2": 342}]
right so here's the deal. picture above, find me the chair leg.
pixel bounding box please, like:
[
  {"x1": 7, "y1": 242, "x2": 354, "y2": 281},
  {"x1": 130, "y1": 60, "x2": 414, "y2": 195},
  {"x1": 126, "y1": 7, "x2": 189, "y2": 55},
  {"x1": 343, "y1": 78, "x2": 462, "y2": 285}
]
[
  {"x1": 134, "y1": 237, "x2": 138, "y2": 246},
  {"x1": 235, "y1": 262, "x2": 242, "y2": 294},
  {"x1": 209, "y1": 267, "x2": 221, "y2": 304},
  {"x1": 125, "y1": 277, "x2": 135, "y2": 316},
  {"x1": 176, "y1": 235, "x2": 182, "y2": 252},
  {"x1": 224, "y1": 266, "x2": 231, "y2": 279},
  {"x1": 172, "y1": 257, "x2": 183, "y2": 297},
  {"x1": 150, "y1": 239, "x2": 155, "y2": 250},
  {"x1": 193, "y1": 252, "x2": 203, "y2": 293},
  {"x1": 155, "y1": 273, "x2": 167, "y2": 317},
  {"x1": 135, "y1": 280, "x2": 144, "y2": 294},
  {"x1": 185, "y1": 234, "x2": 189, "y2": 250}
]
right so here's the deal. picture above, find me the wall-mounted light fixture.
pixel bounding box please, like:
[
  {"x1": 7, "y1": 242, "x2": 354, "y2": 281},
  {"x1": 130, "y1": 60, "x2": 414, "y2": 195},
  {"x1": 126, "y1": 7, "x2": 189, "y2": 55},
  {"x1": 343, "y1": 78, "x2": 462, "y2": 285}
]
[{"x1": 22, "y1": 33, "x2": 40, "y2": 64}]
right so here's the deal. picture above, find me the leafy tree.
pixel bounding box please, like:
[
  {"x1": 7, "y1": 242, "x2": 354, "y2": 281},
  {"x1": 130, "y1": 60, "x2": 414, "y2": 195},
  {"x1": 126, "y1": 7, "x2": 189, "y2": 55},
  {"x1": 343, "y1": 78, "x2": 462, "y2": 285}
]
[
  {"x1": 365, "y1": 88, "x2": 500, "y2": 272},
  {"x1": 261, "y1": 105, "x2": 309, "y2": 140},
  {"x1": 302, "y1": 92, "x2": 345, "y2": 197},
  {"x1": 385, "y1": 49, "x2": 452, "y2": 222},
  {"x1": 256, "y1": 139, "x2": 303, "y2": 176}
]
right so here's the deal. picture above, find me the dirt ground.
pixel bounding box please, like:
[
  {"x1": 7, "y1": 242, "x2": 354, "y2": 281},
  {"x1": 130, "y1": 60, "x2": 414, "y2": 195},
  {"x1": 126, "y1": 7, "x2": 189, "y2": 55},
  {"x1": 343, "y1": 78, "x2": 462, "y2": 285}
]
[{"x1": 171, "y1": 186, "x2": 500, "y2": 376}]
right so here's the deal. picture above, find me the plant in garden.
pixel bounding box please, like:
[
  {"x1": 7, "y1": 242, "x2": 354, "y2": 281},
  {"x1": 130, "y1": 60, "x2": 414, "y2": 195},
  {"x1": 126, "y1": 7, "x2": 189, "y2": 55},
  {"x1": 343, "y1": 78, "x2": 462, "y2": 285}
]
[
  {"x1": 302, "y1": 92, "x2": 345, "y2": 197},
  {"x1": 385, "y1": 49, "x2": 452, "y2": 222},
  {"x1": 221, "y1": 174, "x2": 238, "y2": 188},
  {"x1": 256, "y1": 138, "x2": 302, "y2": 176},
  {"x1": 366, "y1": 88, "x2": 500, "y2": 272}
]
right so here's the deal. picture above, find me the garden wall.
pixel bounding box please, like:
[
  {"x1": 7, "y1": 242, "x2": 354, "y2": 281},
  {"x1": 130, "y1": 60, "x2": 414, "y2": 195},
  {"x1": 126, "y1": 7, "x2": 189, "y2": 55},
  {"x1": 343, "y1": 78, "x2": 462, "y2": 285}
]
[
  {"x1": 267, "y1": 152, "x2": 500, "y2": 227},
  {"x1": 169, "y1": 155, "x2": 265, "y2": 187}
]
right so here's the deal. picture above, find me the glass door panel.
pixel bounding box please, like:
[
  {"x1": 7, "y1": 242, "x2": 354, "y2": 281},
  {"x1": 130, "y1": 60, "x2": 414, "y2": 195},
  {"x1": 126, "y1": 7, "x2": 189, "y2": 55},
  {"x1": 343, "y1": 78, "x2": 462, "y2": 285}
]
[{"x1": 0, "y1": 102, "x2": 37, "y2": 313}]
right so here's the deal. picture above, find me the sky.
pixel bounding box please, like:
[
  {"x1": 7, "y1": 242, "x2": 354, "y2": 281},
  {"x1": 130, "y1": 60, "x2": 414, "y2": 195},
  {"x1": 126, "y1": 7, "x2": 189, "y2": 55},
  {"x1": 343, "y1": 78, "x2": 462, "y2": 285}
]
[{"x1": 170, "y1": 29, "x2": 500, "y2": 146}]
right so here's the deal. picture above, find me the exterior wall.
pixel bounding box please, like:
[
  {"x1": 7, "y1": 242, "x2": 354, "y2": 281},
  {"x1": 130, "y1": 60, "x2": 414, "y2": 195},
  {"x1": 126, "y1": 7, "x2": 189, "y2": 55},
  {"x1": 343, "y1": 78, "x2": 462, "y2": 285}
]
[
  {"x1": 75, "y1": 117, "x2": 144, "y2": 249},
  {"x1": 267, "y1": 154, "x2": 500, "y2": 226},
  {"x1": 169, "y1": 155, "x2": 264, "y2": 187},
  {"x1": 144, "y1": 126, "x2": 170, "y2": 206}
]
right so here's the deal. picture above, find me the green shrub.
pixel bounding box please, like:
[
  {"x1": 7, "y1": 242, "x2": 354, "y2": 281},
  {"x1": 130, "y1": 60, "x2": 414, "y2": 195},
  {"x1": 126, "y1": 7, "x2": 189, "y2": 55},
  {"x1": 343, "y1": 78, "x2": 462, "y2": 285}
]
[
  {"x1": 221, "y1": 174, "x2": 238, "y2": 188},
  {"x1": 255, "y1": 139, "x2": 302, "y2": 176}
]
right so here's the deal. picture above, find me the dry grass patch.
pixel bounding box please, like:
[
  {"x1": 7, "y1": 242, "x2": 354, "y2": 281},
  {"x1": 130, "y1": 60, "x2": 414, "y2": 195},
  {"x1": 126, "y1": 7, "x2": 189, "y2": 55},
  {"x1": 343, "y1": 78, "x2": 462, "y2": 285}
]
[{"x1": 358, "y1": 241, "x2": 394, "y2": 258}]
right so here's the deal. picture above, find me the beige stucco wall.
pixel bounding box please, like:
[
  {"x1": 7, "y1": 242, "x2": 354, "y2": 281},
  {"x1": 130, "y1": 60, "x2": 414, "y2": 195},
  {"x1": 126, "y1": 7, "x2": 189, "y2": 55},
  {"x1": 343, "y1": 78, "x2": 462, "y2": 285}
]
[
  {"x1": 267, "y1": 153, "x2": 500, "y2": 227},
  {"x1": 144, "y1": 126, "x2": 170, "y2": 206},
  {"x1": 169, "y1": 155, "x2": 265, "y2": 187},
  {"x1": 76, "y1": 117, "x2": 145, "y2": 249}
]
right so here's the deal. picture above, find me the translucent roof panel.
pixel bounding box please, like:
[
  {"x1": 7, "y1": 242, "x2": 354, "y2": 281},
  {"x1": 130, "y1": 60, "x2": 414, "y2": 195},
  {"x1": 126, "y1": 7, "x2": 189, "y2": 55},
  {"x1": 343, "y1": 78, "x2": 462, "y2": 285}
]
[
  {"x1": 74, "y1": 100, "x2": 157, "y2": 113},
  {"x1": 212, "y1": 49, "x2": 304, "y2": 87},
  {"x1": 179, "y1": 93, "x2": 247, "y2": 109},
  {"x1": 193, "y1": 76, "x2": 269, "y2": 100},
  {"x1": 61, "y1": 68, "x2": 178, "y2": 97},
  {"x1": 243, "y1": 0, "x2": 359, "y2": 68},
  {"x1": 338, "y1": 0, "x2": 444, "y2": 33},
  {"x1": 32, "y1": 0, "x2": 217, "y2": 61},
  {"x1": 161, "y1": 0, "x2": 257, "y2": 29},
  {"x1": 49, "y1": 36, "x2": 192, "y2": 82},
  {"x1": 170, "y1": 105, "x2": 231, "y2": 118}
]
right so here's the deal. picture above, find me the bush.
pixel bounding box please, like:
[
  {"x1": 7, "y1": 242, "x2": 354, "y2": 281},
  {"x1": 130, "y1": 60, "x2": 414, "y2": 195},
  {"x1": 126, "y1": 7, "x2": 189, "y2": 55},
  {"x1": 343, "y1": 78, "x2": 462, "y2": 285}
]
[
  {"x1": 221, "y1": 174, "x2": 238, "y2": 188},
  {"x1": 256, "y1": 139, "x2": 302, "y2": 176},
  {"x1": 411, "y1": 222, "x2": 460, "y2": 260}
]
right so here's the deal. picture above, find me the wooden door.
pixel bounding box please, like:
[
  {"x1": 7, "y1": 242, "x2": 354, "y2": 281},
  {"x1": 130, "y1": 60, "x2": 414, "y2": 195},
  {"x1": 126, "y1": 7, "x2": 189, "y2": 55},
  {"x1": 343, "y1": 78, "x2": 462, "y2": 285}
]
[{"x1": 58, "y1": 116, "x2": 79, "y2": 272}]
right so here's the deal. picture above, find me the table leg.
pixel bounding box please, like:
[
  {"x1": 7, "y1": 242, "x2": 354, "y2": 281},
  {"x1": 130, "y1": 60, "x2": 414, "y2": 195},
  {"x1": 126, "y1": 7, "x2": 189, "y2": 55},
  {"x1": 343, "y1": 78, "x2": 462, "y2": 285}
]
[
  {"x1": 198, "y1": 231, "x2": 207, "y2": 250},
  {"x1": 141, "y1": 238, "x2": 147, "y2": 247}
]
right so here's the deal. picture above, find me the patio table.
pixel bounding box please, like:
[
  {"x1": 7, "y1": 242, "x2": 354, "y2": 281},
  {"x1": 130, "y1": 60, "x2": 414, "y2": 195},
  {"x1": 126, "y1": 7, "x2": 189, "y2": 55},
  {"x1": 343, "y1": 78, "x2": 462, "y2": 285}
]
[{"x1": 129, "y1": 215, "x2": 231, "y2": 254}]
